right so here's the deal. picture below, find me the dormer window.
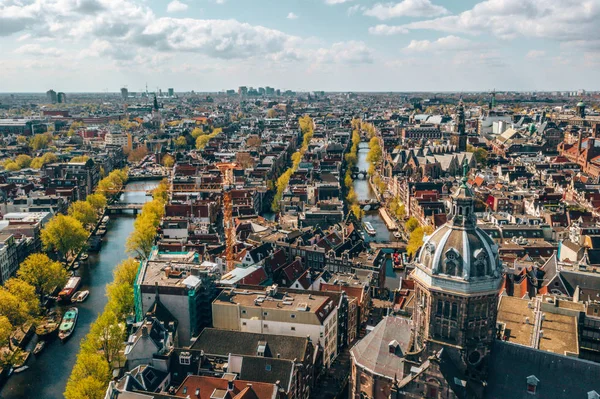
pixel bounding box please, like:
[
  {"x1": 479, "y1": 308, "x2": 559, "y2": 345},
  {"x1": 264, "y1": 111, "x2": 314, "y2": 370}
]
[
  {"x1": 526, "y1": 375, "x2": 539, "y2": 394},
  {"x1": 179, "y1": 352, "x2": 191, "y2": 365}
]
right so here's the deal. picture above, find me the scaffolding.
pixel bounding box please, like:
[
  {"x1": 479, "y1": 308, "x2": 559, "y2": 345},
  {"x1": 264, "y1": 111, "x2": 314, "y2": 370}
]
[{"x1": 216, "y1": 163, "x2": 237, "y2": 273}]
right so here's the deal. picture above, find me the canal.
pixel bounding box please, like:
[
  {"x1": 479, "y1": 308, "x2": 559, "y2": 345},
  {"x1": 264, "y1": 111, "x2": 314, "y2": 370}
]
[
  {"x1": 354, "y1": 142, "x2": 392, "y2": 243},
  {"x1": 0, "y1": 181, "x2": 158, "y2": 399}
]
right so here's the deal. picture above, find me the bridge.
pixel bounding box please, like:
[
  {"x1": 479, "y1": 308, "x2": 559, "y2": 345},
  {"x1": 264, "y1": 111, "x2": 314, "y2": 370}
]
[
  {"x1": 358, "y1": 199, "x2": 381, "y2": 210},
  {"x1": 370, "y1": 241, "x2": 406, "y2": 251},
  {"x1": 106, "y1": 203, "x2": 144, "y2": 214},
  {"x1": 351, "y1": 170, "x2": 368, "y2": 179},
  {"x1": 128, "y1": 174, "x2": 168, "y2": 182}
]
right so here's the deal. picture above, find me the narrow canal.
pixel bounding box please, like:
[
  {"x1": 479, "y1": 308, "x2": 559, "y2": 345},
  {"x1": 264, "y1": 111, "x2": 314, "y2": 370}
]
[
  {"x1": 0, "y1": 181, "x2": 158, "y2": 399},
  {"x1": 354, "y1": 142, "x2": 392, "y2": 243}
]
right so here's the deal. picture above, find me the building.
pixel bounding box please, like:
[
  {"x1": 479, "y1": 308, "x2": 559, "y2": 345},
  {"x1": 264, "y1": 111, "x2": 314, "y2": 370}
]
[
  {"x1": 46, "y1": 89, "x2": 57, "y2": 103},
  {"x1": 121, "y1": 87, "x2": 129, "y2": 100},
  {"x1": 0, "y1": 118, "x2": 47, "y2": 136},
  {"x1": 134, "y1": 258, "x2": 220, "y2": 345},
  {"x1": 0, "y1": 234, "x2": 19, "y2": 285},
  {"x1": 57, "y1": 92, "x2": 67, "y2": 103},
  {"x1": 105, "y1": 131, "x2": 129, "y2": 148},
  {"x1": 168, "y1": 88, "x2": 174, "y2": 97},
  {"x1": 212, "y1": 285, "x2": 339, "y2": 367},
  {"x1": 450, "y1": 100, "x2": 467, "y2": 152}
]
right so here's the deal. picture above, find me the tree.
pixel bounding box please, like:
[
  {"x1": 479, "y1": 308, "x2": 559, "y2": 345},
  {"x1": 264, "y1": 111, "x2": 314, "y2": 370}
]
[
  {"x1": 30, "y1": 152, "x2": 57, "y2": 169},
  {"x1": 15, "y1": 154, "x2": 32, "y2": 169},
  {"x1": 350, "y1": 204, "x2": 364, "y2": 220},
  {"x1": 89, "y1": 310, "x2": 124, "y2": 365},
  {"x1": 175, "y1": 136, "x2": 187, "y2": 148},
  {"x1": 41, "y1": 214, "x2": 88, "y2": 260},
  {"x1": 0, "y1": 279, "x2": 39, "y2": 330},
  {"x1": 17, "y1": 253, "x2": 68, "y2": 301},
  {"x1": 152, "y1": 179, "x2": 169, "y2": 203},
  {"x1": 86, "y1": 193, "x2": 107, "y2": 212},
  {"x1": 162, "y1": 154, "x2": 174, "y2": 168},
  {"x1": 69, "y1": 201, "x2": 97, "y2": 228},
  {"x1": 191, "y1": 127, "x2": 204, "y2": 139},
  {"x1": 70, "y1": 155, "x2": 90, "y2": 163},
  {"x1": 126, "y1": 215, "x2": 157, "y2": 259},
  {"x1": 127, "y1": 146, "x2": 148, "y2": 163},
  {"x1": 65, "y1": 351, "x2": 110, "y2": 399},
  {"x1": 246, "y1": 135, "x2": 261, "y2": 147},
  {"x1": 3, "y1": 161, "x2": 19, "y2": 171},
  {"x1": 406, "y1": 225, "x2": 434, "y2": 257},
  {"x1": 267, "y1": 109, "x2": 277, "y2": 118},
  {"x1": 405, "y1": 217, "x2": 420, "y2": 233},
  {"x1": 29, "y1": 133, "x2": 52, "y2": 150},
  {"x1": 64, "y1": 375, "x2": 106, "y2": 399},
  {"x1": 113, "y1": 258, "x2": 140, "y2": 286}
]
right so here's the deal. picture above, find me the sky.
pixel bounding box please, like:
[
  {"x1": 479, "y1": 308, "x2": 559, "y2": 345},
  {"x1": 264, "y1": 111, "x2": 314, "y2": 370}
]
[{"x1": 1, "y1": 0, "x2": 599, "y2": 92}]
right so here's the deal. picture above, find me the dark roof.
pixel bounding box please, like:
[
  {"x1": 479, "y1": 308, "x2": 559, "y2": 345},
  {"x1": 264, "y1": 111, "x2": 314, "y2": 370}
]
[
  {"x1": 191, "y1": 328, "x2": 309, "y2": 361},
  {"x1": 560, "y1": 270, "x2": 600, "y2": 299},
  {"x1": 237, "y1": 356, "x2": 293, "y2": 391},
  {"x1": 486, "y1": 340, "x2": 600, "y2": 399}
]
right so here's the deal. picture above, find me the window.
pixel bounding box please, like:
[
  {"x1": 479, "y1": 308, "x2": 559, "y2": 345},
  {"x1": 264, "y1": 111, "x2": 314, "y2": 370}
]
[
  {"x1": 451, "y1": 303, "x2": 458, "y2": 320},
  {"x1": 291, "y1": 327, "x2": 296, "y2": 331},
  {"x1": 263, "y1": 312, "x2": 268, "y2": 316},
  {"x1": 242, "y1": 310, "x2": 246, "y2": 314},
  {"x1": 436, "y1": 300, "x2": 443, "y2": 316},
  {"x1": 264, "y1": 324, "x2": 269, "y2": 328},
  {"x1": 242, "y1": 322, "x2": 247, "y2": 326},
  {"x1": 179, "y1": 352, "x2": 191, "y2": 365},
  {"x1": 291, "y1": 314, "x2": 296, "y2": 319},
  {"x1": 266, "y1": 364, "x2": 272, "y2": 371}
]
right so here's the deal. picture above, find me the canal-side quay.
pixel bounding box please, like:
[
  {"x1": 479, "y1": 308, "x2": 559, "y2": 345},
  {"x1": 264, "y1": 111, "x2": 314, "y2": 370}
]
[{"x1": 0, "y1": 181, "x2": 158, "y2": 399}]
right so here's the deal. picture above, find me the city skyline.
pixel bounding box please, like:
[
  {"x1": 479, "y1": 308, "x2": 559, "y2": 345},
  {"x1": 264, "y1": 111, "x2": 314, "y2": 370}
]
[{"x1": 1, "y1": 0, "x2": 599, "y2": 92}]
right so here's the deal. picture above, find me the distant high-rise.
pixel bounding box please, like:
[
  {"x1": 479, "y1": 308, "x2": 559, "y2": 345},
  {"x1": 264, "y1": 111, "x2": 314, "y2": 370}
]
[
  {"x1": 238, "y1": 86, "x2": 248, "y2": 96},
  {"x1": 168, "y1": 88, "x2": 174, "y2": 97},
  {"x1": 57, "y1": 92, "x2": 67, "y2": 104},
  {"x1": 121, "y1": 87, "x2": 129, "y2": 100},
  {"x1": 265, "y1": 86, "x2": 275, "y2": 96},
  {"x1": 46, "y1": 89, "x2": 57, "y2": 103}
]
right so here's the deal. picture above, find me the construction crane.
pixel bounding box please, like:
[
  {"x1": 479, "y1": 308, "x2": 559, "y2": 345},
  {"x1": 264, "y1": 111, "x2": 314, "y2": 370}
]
[{"x1": 216, "y1": 163, "x2": 238, "y2": 273}]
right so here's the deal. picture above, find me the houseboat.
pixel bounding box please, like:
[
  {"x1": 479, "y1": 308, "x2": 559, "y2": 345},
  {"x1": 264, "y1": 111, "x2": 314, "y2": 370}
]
[
  {"x1": 58, "y1": 277, "x2": 81, "y2": 302},
  {"x1": 58, "y1": 307, "x2": 78, "y2": 342}
]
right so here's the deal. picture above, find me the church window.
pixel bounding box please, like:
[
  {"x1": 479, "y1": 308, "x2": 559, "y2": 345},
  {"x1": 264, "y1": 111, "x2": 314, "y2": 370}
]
[
  {"x1": 436, "y1": 300, "x2": 443, "y2": 315},
  {"x1": 446, "y1": 261, "x2": 456, "y2": 276},
  {"x1": 451, "y1": 303, "x2": 458, "y2": 320},
  {"x1": 443, "y1": 301, "x2": 450, "y2": 318}
]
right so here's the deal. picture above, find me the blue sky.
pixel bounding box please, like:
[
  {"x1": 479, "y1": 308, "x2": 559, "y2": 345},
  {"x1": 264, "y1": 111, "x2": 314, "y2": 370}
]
[{"x1": 1, "y1": 0, "x2": 599, "y2": 92}]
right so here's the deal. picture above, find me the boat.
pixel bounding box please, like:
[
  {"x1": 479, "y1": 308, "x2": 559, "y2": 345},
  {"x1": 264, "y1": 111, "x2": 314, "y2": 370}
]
[
  {"x1": 101, "y1": 216, "x2": 110, "y2": 224},
  {"x1": 97, "y1": 228, "x2": 107, "y2": 236},
  {"x1": 36, "y1": 311, "x2": 61, "y2": 337},
  {"x1": 88, "y1": 236, "x2": 102, "y2": 252},
  {"x1": 72, "y1": 290, "x2": 89, "y2": 303},
  {"x1": 393, "y1": 231, "x2": 402, "y2": 239},
  {"x1": 13, "y1": 366, "x2": 29, "y2": 374},
  {"x1": 363, "y1": 221, "x2": 376, "y2": 236},
  {"x1": 33, "y1": 341, "x2": 45, "y2": 356},
  {"x1": 79, "y1": 253, "x2": 89, "y2": 262},
  {"x1": 58, "y1": 307, "x2": 78, "y2": 342},
  {"x1": 58, "y1": 276, "x2": 81, "y2": 302},
  {"x1": 72, "y1": 262, "x2": 80, "y2": 270}
]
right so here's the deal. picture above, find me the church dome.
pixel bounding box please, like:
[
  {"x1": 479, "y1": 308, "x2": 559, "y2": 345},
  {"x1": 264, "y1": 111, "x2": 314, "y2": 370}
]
[{"x1": 414, "y1": 165, "x2": 502, "y2": 289}]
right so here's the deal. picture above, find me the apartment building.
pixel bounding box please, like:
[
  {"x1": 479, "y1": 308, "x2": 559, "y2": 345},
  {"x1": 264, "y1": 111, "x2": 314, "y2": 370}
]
[{"x1": 212, "y1": 285, "x2": 339, "y2": 367}]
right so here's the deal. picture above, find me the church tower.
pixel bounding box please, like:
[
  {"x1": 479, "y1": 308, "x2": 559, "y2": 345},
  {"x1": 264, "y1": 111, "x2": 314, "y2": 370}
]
[
  {"x1": 451, "y1": 99, "x2": 468, "y2": 152},
  {"x1": 412, "y1": 162, "x2": 503, "y2": 380}
]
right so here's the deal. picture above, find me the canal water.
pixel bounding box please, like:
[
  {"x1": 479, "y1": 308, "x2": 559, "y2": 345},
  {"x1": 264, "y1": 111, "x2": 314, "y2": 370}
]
[
  {"x1": 354, "y1": 142, "x2": 393, "y2": 243},
  {"x1": 0, "y1": 181, "x2": 157, "y2": 399}
]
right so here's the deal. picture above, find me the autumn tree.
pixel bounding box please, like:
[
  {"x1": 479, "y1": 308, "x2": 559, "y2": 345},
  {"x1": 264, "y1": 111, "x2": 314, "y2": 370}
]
[
  {"x1": 127, "y1": 146, "x2": 148, "y2": 163},
  {"x1": 30, "y1": 152, "x2": 57, "y2": 169},
  {"x1": 162, "y1": 154, "x2": 174, "y2": 168},
  {"x1": 175, "y1": 136, "x2": 187, "y2": 148},
  {"x1": 406, "y1": 225, "x2": 434, "y2": 257},
  {"x1": 86, "y1": 193, "x2": 107, "y2": 212},
  {"x1": 69, "y1": 201, "x2": 97, "y2": 227},
  {"x1": 267, "y1": 109, "x2": 277, "y2": 118},
  {"x1": 41, "y1": 214, "x2": 88, "y2": 260},
  {"x1": 89, "y1": 310, "x2": 124, "y2": 365},
  {"x1": 0, "y1": 279, "x2": 39, "y2": 331},
  {"x1": 65, "y1": 351, "x2": 110, "y2": 399},
  {"x1": 29, "y1": 133, "x2": 52, "y2": 150},
  {"x1": 3, "y1": 161, "x2": 19, "y2": 171},
  {"x1": 126, "y1": 214, "x2": 157, "y2": 259},
  {"x1": 405, "y1": 217, "x2": 420, "y2": 233},
  {"x1": 191, "y1": 127, "x2": 204, "y2": 139},
  {"x1": 70, "y1": 155, "x2": 90, "y2": 163},
  {"x1": 15, "y1": 154, "x2": 32, "y2": 168},
  {"x1": 17, "y1": 253, "x2": 68, "y2": 301}
]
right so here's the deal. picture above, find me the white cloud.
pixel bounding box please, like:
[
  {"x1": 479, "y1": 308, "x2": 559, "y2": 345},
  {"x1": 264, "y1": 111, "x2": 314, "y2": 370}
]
[
  {"x1": 397, "y1": 0, "x2": 600, "y2": 46},
  {"x1": 368, "y1": 24, "x2": 408, "y2": 35},
  {"x1": 14, "y1": 43, "x2": 64, "y2": 57},
  {"x1": 287, "y1": 12, "x2": 298, "y2": 19},
  {"x1": 405, "y1": 35, "x2": 472, "y2": 52},
  {"x1": 167, "y1": 0, "x2": 188, "y2": 13},
  {"x1": 347, "y1": 5, "x2": 364, "y2": 15},
  {"x1": 313, "y1": 41, "x2": 374, "y2": 64},
  {"x1": 526, "y1": 49, "x2": 545, "y2": 59},
  {"x1": 325, "y1": 0, "x2": 353, "y2": 4},
  {"x1": 364, "y1": 0, "x2": 449, "y2": 20}
]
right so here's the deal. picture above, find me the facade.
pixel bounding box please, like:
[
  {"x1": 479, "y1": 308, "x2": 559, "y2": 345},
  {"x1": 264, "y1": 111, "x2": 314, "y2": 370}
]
[
  {"x1": 0, "y1": 234, "x2": 18, "y2": 285},
  {"x1": 105, "y1": 131, "x2": 129, "y2": 148},
  {"x1": 212, "y1": 285, "x2": 339, "y2": 367}
]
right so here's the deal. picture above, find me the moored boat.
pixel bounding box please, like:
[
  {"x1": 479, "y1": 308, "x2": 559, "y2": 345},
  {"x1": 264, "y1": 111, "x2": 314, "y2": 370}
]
[
  {"x1": 33, "y1": 341, "x2": 45, "y2": 356},
  {"x1": 58, "y1": 307, "x2": 78, "y2": 342},
  {"x1": 97, "y1": 228, "x2": 107, "y2": 236},
  {"x1": 72, "y1": 290, "x2": 89, "y2": 303},
  {"x1": 101, "y1": 216, "x2": 110, "y2": 224},
  {"x1": 36, "y1": 311, "x2": 61, "y2": 337},
  {"x1": 72, "y1": 262, "x2": 80, "y2": 270},
  {"x1": 79, "y1": 253, "x2": 89, "y2": 262},
  {"x1": 13, "y1": 366, "x2": 29, "y2": 374},
  {"x1": 58, "y1": 276, "x2": 81, "y2": 302},
  {"x1": 363, "y1": 221, "x2": 376, "y2": 236}
]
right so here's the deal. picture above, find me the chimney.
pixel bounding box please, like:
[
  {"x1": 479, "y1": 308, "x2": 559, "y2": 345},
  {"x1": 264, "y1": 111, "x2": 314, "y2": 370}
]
[
  {"x1": 165, "y1": 266, "x2": 171, "y2": 277},
  {"x1": 142, "y1": 325, "x2": 148, "y2": 337},
  {"x1": 227, "y1": 380, "x2": 235, "y2": 391}
]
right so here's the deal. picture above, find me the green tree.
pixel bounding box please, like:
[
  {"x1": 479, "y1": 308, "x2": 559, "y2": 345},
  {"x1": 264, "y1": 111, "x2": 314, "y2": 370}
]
[
  {"x1": 69, "y1": 201, "x2": 97, "y2": 228},
  {"x1": 0, "y1": 279, "x2": 39, "y2": 330},
  {"x1": 65, "y1": 351, "x2": 110, "y2": 399},
  {"x1": 17, "y1": 253, "x2": 68, "y2": 301},
  {"x1": 86, "y1": 193, "x2": 107, "y2": 212},
  {"x1": 15, "y1": 154, "x2": 32, "y2": 169},
  {"x1": 41, "y1": 214, "x2": 88, "y2": 260}
]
